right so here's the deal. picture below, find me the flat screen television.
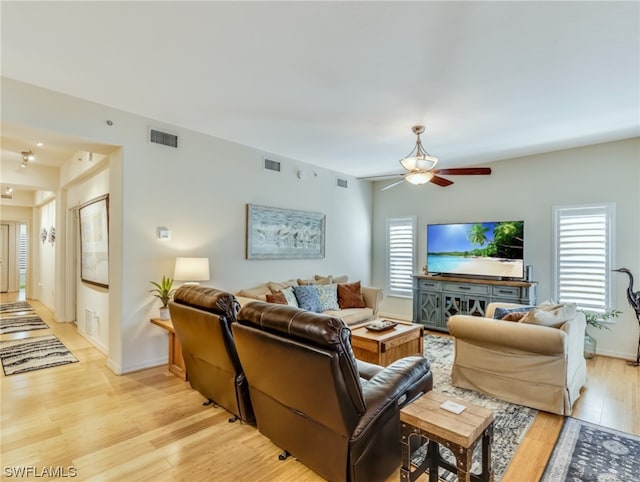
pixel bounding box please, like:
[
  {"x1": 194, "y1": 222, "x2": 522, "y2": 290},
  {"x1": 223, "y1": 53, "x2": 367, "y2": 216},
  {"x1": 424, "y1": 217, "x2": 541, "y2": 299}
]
[{"x1": 426, "y1": 221, "x2": 525, "y2": 279}]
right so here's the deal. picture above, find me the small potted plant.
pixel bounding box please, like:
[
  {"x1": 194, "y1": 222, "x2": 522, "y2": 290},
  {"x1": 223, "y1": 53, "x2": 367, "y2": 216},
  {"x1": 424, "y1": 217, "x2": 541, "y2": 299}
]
[
  {"x1": 579, "y1": 308, "x2": 621, "y2": 359},
  {"x1": 149, "y1": 276, "x2": 176, "y2": 320}
]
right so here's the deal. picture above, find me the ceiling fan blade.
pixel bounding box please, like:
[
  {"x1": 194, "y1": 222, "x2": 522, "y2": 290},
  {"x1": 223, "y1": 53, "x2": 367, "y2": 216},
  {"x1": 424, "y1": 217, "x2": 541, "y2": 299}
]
[
  {"x1": 359, "y1": 173, "x2": 404, "y2": 181},
  {"x1": 380, "y1": 179, "x2": 405, "y2": 191},
  {"x1": 433, "y1": 167, "x2": 492, "y2": 175},
  {"x1": 430, "y1": 175, "x2": 454, "y2": 187}
]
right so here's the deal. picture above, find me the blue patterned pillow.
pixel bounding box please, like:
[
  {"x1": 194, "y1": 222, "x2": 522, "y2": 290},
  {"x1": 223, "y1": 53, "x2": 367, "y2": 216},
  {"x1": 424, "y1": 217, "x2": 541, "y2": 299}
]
[
  {"x1": 315, "y1": 283, "x2": 340, "y2": 311},
  {"x1": 281, "y1": 286, "x2": 299, "y2": 307},
  {"x1": 493, "y1": 305, "x2": 535, "y2": 320},
  {"x1": 293, "y1": 285, "x2": 323, "y2": 313}
]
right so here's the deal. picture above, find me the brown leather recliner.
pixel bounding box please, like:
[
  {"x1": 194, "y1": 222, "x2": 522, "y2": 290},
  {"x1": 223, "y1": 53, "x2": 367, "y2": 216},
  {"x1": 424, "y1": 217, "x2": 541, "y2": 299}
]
[
  {"x1": 232, "y1": 301, "x2": 433, "y2": 482},
  {"x1": 168, "y1": 286, "x2": 254, "y2": 424}
]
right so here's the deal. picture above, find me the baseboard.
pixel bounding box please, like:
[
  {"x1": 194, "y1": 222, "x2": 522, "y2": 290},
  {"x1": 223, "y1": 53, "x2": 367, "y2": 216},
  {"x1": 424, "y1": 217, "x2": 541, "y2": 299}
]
[
  {"x1": 121, "y1": 357, "x2": 168, "y2": 375},
  {"x1": 77, "y1": 329, "x2": 108, "y2": 355},
  {"x1": 378, "y1": 311, "x2": 412, "y2": 322},
  {"x1": 595, "y1": 347, "x2": 636, "y2": 361}
]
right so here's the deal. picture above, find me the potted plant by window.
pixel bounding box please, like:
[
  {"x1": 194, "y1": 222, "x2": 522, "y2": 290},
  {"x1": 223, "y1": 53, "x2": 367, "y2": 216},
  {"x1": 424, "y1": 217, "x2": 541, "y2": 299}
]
[
  {"x1": 149, "y1": 276, "x2": 176, "y2": 320},
  {"x1": 579, "y1": 309, "x2": 621, "y2": 359}
]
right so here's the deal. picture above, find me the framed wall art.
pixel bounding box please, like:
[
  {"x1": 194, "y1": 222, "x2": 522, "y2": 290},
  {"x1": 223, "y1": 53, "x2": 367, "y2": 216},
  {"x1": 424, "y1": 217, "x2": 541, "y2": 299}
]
[
  {"x1": 79, "y1": 194, "x2": 109, "y2": 288},
  {"x1": 246, "y1": 204, "x2": 325, "y2": 259}
]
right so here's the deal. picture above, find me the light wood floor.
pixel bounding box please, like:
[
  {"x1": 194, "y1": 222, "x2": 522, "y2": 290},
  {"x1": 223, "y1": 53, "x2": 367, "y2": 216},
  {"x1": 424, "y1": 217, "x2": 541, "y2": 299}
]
[{"x1": 1, "y1": 294, "x2": 638, "y2": 481}]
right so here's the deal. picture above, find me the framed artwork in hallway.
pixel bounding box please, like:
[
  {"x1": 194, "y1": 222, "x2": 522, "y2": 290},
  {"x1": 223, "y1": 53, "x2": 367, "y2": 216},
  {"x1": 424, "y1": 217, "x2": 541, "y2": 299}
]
[{"x1": 79, "y1": 194, "x2": 109, "y2": 288}]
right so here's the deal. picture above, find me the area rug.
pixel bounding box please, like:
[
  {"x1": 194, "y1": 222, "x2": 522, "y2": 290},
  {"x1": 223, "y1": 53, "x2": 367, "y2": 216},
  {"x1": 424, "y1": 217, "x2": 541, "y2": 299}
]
[
  {"x1": 412, "y1": 334, "x2": 537, "y2": 482},
  {"x1": 0, "y1": 301, "x2": 33, "y2": 314},
  {"x1": 0, "y1": 314, "x2": 49, "y2": 334},
  {"x1": 540, "y1": 417, "x2": 640, "y2": 482},
  {"x1": 0, "y1": 334, "x2": 78, "y2": 375}
]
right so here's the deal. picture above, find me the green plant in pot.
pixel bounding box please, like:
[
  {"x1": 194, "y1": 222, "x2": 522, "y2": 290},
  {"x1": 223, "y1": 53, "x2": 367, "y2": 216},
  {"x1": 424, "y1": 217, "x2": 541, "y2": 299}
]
[
  {"x1": 579, "y1": 308, "x2": 621, "y2": 359},
  {"x1": 149, "y1": 276, "x2": 176, "y2": 320}
]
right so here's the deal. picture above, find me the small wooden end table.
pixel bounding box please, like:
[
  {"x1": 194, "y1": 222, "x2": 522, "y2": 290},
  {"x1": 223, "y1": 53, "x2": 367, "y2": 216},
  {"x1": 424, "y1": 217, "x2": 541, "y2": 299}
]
[
  {"x1": 350, "y1": 321, "x2": 424, "y2": 366},
  {"x1": 150, "y1": 317, "x2": 187, "y2": 380},
  {"x1": 400, "y1": 391, "x2": 494, "y2": 482}
]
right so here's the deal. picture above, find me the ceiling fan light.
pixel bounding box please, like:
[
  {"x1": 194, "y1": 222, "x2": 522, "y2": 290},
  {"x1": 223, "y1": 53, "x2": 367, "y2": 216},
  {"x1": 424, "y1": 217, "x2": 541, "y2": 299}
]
[{"x1": 405, "y1": 171, "x2": 433, "y2": 185}]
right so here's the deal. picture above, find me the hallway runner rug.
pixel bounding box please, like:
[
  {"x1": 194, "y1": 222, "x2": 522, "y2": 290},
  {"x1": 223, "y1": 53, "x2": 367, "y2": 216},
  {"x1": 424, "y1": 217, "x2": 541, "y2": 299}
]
[
  {"x1": 540, "y1": 416, "x2": 640, "y2": 481},
  {"x1": 0, "y1": 314, "x2": 49, "y2": 334},
  {"x1": 0, "y1": 334, "x2": 78, "y2": 375},
  {"x1": 0, "y1": 301, "x2": 33, "y2": 314},
  {"x1": 411, "y1": 334, "x2": 537, "y2": 482}
]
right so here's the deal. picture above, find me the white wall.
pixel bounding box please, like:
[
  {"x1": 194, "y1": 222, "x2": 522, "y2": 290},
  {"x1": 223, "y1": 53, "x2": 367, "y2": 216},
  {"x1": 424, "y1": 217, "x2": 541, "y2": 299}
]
[
  {"x1": 373, "y1": 138, "x2": 640, "y2": 360},
  {"x1": 66, "y1": 167, "x2": 110, "y2": 353},
  {"x1": 36, "y1": 199, "x2": 56, "y2": 310},
  {"x1": 2, "y1": 78, "x2": 373, "y2": 374}
]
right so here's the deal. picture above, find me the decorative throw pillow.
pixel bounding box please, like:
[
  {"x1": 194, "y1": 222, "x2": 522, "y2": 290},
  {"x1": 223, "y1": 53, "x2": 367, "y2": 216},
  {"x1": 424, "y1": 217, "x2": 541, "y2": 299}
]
[
  {"x1": 332, "y1": 275, "x2": 349, "y2": 284},
  {"x1": 520, "y1": 302, "x2": 577, "y2": 328},
  {"x1": 293, "y1": 285, "x2": 323, "y2": 313},
  {"x1": 297, "y1": 278, "x2": 316, "y2": 286},
  {"x1": 281, "y1": 286, "x2": 299, "y2": 307},
  {"x1": 236, "y1": 283, "x2": 271, "y2": 301},
  {"x1": 493, "y1": 305, "x2": 535, "y2": 320},
  {"x1": 337, "y1": 281, "x2": 366, "y2": 309},
  {"x1": 314, "y1": 274, "x2": 334, "y2": 285},
  {"x1": 268, "y1": 279, "x2": 299, "y2": 293},
  {"x1": 266, "y1": 291, "x2": 287, "y2": 305},
  {"x1": 502, "y1": 311, "x2": 527, "y2": 322},
  {"x1": 315, "y1": 283, "x2": 340, "y2": 311}
]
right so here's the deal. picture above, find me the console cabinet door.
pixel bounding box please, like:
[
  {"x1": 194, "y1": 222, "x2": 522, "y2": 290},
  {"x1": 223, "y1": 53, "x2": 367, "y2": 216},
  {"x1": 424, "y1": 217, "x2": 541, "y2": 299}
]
[{"x1": 415, "y1": 290, "x2": 442, "y2": 329}]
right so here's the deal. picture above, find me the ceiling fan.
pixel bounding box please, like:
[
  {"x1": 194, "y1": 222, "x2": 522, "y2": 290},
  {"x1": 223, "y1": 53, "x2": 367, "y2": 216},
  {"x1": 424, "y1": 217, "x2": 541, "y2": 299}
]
[{"x1": 371, "y1": 125, "x2": 492, "y2": 191}]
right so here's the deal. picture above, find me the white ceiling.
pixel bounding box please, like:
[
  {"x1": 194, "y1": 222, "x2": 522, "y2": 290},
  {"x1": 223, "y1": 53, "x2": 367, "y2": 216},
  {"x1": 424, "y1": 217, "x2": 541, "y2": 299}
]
[{"x1": 1, "y1": 1, "x2": 638, "y2": 178}]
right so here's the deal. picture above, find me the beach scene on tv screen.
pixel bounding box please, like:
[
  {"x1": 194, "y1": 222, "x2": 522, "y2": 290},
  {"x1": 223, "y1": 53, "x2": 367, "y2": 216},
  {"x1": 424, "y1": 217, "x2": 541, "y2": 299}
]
[{"x1": 427, "y1": 221, "x2": 524, "y2": 278}]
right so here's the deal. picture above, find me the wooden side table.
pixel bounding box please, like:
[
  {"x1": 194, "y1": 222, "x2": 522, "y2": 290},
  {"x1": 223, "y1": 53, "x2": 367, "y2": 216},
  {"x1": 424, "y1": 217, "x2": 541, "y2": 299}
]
[
  {"x1": 400, "y1": 391, "x2": 494, "y2": 482},
  {"x1": 150, "y1": 317, "x2": 187, "y2": 380}
]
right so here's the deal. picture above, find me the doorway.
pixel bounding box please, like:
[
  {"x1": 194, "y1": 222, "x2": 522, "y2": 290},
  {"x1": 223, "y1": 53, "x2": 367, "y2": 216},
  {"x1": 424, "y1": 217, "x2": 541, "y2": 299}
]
[{"x1": 0, "y1": 223, "x2": 8, "y2": 292}]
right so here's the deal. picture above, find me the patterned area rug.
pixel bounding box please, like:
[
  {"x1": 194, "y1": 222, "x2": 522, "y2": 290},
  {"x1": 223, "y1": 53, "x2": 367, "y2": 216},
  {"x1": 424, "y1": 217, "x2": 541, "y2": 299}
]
[
  {"x1": 412, "y1": 334, "x2": 537, "y2": 482},
  {"x1": 541, "y1": 417, "x2": 640, "y2": 482},
  {"x1": 0, "y1": 334, "x2": 78, "y2": 375},
  {"x1": 0, "y1": 301, "x2": 33, "y2": 314},
  {"x1": 0, "y1": 315, "x2": 49, "y2": 334}
]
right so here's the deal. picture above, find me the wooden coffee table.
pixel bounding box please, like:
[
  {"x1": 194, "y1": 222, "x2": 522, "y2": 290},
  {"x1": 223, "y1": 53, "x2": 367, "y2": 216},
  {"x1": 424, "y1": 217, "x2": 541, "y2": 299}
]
[{"x1": 350, "y1": 320, "x2": 424, "y2": 366}]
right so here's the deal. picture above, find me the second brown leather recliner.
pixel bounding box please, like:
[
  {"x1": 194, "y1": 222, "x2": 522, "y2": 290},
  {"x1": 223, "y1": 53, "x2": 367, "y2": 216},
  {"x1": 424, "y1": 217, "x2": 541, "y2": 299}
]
[
  {"x1": 169, "y1": 285, "x2": 254, "y2": 424},
  {"x1": 232, "y1": 301, "x2": 433, "y2": 482}
]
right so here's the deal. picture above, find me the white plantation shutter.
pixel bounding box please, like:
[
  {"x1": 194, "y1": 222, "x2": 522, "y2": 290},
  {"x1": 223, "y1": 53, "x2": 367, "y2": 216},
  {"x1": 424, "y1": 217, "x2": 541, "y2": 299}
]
[
  {"x1": 553, "y1": 204, "x2": 615, "y2": 313},
  {"x1": 386, "y1": 217, "x2": 416, "y2": 297}
]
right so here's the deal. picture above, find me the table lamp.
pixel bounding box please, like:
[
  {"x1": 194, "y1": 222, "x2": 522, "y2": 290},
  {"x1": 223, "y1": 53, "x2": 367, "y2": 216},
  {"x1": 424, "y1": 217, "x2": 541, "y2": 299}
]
[{"x1": 174, "y1": 257, "x2": 210, "y2": 285}]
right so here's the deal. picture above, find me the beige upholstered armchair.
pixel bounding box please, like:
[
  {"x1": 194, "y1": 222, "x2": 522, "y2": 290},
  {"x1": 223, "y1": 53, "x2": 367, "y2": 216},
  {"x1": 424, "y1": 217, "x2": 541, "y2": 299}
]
[{"x1": 448, "y1": 302, "x2": 587, "y2": 415}]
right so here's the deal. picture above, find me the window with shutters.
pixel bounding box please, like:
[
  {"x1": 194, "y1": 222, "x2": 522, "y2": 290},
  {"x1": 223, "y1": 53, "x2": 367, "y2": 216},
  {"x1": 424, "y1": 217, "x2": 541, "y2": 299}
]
[
  {"x1": 386, "y1": 217, "x2": 416, "y2": 298},
  {"x1": 552, "y1": 203, "x2": 615, "y2": 314}
]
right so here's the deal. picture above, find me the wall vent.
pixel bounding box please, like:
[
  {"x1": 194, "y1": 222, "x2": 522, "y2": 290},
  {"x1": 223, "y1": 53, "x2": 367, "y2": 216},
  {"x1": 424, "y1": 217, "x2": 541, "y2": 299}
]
[
  {"x1": 149, "y1": 128, "x2": 178, "y2": 148},
  {"x1": 336, "y1": 178, "x2": 348, "y2": 189},
  {"x1": 1, "y1": 194, "x2": 12, "y2": 200},
  {"x1": 264, "y1": 158, "x2": 281, "y2": 172},
  {"x1": 85, "y1": 309, "x2": 95, "y2": 336}
]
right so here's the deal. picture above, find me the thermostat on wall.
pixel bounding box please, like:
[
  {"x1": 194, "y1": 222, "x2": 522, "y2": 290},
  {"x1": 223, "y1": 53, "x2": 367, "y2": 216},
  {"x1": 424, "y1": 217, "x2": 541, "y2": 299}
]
[{"x1": 157, "y1": 227, "x2": 171, "y2": 240}]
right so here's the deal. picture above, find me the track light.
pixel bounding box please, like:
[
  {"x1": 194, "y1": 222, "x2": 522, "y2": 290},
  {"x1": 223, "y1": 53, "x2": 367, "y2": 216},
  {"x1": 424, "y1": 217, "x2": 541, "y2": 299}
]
[
  {"x1": 5, "y1": 187, "x2": 13, "y2": 194},
  {"x1": 21, "y1": 150, "x2": 35, "y2": 167}
]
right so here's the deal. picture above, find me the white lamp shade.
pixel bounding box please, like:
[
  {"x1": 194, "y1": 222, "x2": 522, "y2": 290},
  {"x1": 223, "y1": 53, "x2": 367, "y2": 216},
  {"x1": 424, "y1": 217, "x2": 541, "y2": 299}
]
[
  {"x1": 405, "y1": 171, "x2": 434, "y2": 185},
  {"x1": 174, "y1": 257, "x2": 210, "y2": 282}
]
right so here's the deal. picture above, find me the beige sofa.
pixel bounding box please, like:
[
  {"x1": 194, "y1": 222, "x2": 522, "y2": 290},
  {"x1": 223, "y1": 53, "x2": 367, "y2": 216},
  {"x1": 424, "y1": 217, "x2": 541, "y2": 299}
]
[
  {"x1": 448, "y1": 302, "x2": 587, "y2": 415},
  {"x1": 235, "y1": 276, "x2": 382, "y2": 326}
]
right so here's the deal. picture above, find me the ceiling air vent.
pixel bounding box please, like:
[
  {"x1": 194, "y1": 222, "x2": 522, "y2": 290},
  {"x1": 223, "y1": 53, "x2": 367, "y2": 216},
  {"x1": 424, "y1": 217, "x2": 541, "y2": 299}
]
[
  {"x1": 149, "y1": 128, "x2": 178, "y2": 148},
  {"x1": 264, "y1": 158, "x2": 281, "y2": 172},
  {"x1": 336, "y1": 178, "x2": 348, "y2": 189}
]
